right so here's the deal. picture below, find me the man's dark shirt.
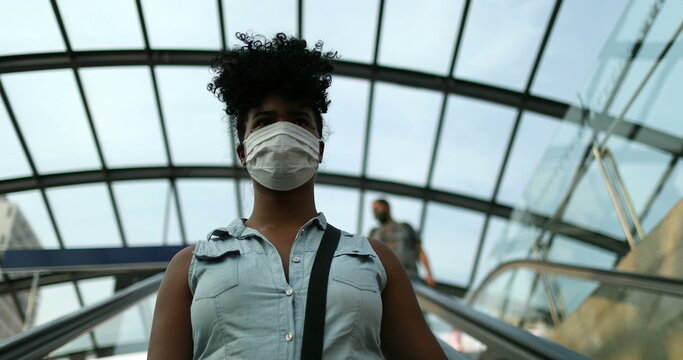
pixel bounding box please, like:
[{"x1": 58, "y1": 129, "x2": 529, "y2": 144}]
[{"x1": 369, "y1": 222, "x2": 420, "y2": 276}]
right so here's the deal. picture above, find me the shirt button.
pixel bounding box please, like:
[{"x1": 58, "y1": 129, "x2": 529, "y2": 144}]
[
  {"x1": 352, "y1": 249, "x2": 360, "y2": 253},
  {"x1": 285, "y1": 332, "x2": 293, "y2": 341},
  {"x1": 285, "y1": 288, "x2": 293, "y2": 296},
  {"x1": 292, "y1": 256, "x2": 300, "y2": 263}
]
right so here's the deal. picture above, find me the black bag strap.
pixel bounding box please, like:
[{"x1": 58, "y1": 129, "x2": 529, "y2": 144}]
[{"x1": 301, "y1": 224, "x2": 341, "y2": 360}]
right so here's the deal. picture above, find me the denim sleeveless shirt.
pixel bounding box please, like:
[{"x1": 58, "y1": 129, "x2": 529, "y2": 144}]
[{"x1": 188, "y1": 213, "x2": 387, "y2": 359}]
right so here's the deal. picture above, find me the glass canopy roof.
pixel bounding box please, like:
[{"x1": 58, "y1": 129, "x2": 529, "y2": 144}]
[{"x1": 1, "y1": 2, "x2": 681, "y2": 350}]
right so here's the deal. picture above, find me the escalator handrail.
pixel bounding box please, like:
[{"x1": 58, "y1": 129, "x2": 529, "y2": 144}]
[
  {"x1": 413, "y1": 282, "x2": 590, "y2": 360},
  {"x1": 468, "y1": 259, "x2": 683, "y2": 305},
  {"x1": 0, "y1": 272, "x2": 163, "y2": 360}
]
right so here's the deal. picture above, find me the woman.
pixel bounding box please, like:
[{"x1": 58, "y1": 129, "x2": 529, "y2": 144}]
[{"x1": 148, "y1": 33, "x2": 446, "y2": 359}]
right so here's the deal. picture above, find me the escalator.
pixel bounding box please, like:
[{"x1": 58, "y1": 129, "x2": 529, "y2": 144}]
[{"x1": 1, "y1": 260, "x2": 681, "y2": 360}]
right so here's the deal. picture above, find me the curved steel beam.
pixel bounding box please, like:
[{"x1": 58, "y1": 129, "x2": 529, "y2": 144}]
[
  {"x1": 0, "y1": 166, "x2": 628, "y2": 256},
  {"x1": 0, "y1": 50, "x2": 679, "y2": 156}
]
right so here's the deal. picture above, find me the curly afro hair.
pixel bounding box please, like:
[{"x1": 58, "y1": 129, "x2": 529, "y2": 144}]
[{"x1": 208, "y1": 32, "x2": 337, "y2": 143}]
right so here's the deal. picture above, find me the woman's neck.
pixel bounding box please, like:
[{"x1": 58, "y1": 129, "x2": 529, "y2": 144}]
[{"x1": 245, "y1": 178, "x2": 318, "y2": 230}]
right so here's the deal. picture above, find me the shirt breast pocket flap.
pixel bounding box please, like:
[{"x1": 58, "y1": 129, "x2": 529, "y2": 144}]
[
  {"x1": 193, "y1": 243, "x2": 241, "y2": 299},
  {"x1": 331, "y1": 249, "x2": 378, "y2": 293}
]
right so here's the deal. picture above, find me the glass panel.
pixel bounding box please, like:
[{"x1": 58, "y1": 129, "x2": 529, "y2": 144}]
[
  {"x1": 642, "y1": 159, "x2": 683, "y2": 234},
  {"x1": 156, "y1": 66, "x2": 232, "y2": 165},
  {"x1": 624, "y1": 20, "x2": 683, "y2": 138},
  {"x1": 562, "y1": 160, "x2": 626, "y2": 240},
  {"x1": 80, "y1": 67, "x2": 167, "y2": 167},
  {"x1": 0, "y1": 101, "x2": 31, "y2": 180},
  {"x1": 5, "y1": 190, "x2": 60, "y2": 249},
  {"x1": 531, "y1": 0, "x2": 628, "y2": 103},
  {"x1": 361, "y1": 191, "x2": 423, "y2": 239},
  {"x1": 319, "y1": 76, "x2": 370, "y2": 176},
  {"x1": 471, "y1": 216, "x2": 508, "y2": 286},
  {"x1": 454, "y1": 0, "x2": 554, "y2": 90},
  {"x1": 141, "y1": 0, "x2": 220, "y2": 50},
  {"x1": 422, "y1": 202, "x2": 485, "y2": 286},
  {"x1": 548, "y1": 235, "x2": 617, "y2": 269},
  {"x1": 378, "y1": 0, "x2": 463, "y2": 75},
  {"x1": 224, "y1": 0, "x2": 297, "y2": 47},
  {"x1": 177, "y1": 179, "x2": 237, "y2": 243},
  {"x1": 58, "y1": 0, "x2": 144, "y2": 50},
  {"x1": 46, "y1": 183, "x2": 122, "y2": 248},
  {"x1": 2, "y1": 70, "x2": 101, "y2": 174},
  {"x1": 366, "y1": 82, "x2": 442, "y2": 186},
  {"x1": 113, "y1": 180, "x2": 183, "y2": 247},
  {"x1": 605, "y1": 136, "x2": 670, "y2": 215},
  {"x1": 315, "y1": 184, "x2": 359, "y2": 233},
  {"x1": 497, "y1": 112, "x2": 561, "y2": 207},
  {"x1": 431, "y1": 96, "x2": 516, "y2": 199},
  {"x1": 48, "y1": 293, "x2": 156, "y2": 359},
  {"x1": 238, "y1": 178, "x2": 253, "y2": 217},
  {"x1": 424, "y1": 312, "x2": 488, "y2": 359},
  {"x1": 34, "y1": 282, "x2": 81, "y2": 326},
  {"x1": 304, "y1": 0, "x2": 379, "y2": 63},
  {"x1": 523, "y1": 113, "x2": 592, "y2": 217},
  {"x1": 604, "y1": 0, "x2": 683, "y2": 120},
  {"x1": 78, "y1": 276, "x2": 116, "y2": 305},
  {"x1": 0, "y1": 292, "x2": 28, "y2": 339},
  {"x1": 0, "y1": 0, "x2": 65, "y2": 56}
]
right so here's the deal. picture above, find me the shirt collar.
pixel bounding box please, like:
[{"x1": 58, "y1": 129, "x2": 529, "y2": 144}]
[{"x1": 222, "y1": 212, "x2": 327, "y2": 239}]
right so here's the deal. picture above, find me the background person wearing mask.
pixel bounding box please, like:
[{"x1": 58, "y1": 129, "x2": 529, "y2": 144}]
[{"x1": 370, "y1": 199, "x2": 436, "y2": 287}]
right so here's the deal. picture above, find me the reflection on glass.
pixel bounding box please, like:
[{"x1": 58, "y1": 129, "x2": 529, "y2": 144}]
[
  {"x1": 0, "y1": 0, "x2": 65, "y2": 56},
  {"x1": 431, "y1": 96, "x2": 515, "y2": 199},
  {"x1": 113, "y1": 180, "x2": 183, "y2": 247},
  {"x1": 562, "y1": 160, "x2": 626, "y2": 239},
  {"x1": 424, "y1": 312, "x2": 487, "y2": 359},
  {"x1": 0, "y1": 102, "x2": 31, "y2": 180},
  {"x1": 177, "y1": 179, "x2": 237, "y2": 243},
  {"x1": 47, "y1": 183, "x2": 122, "y2": 248},
  {"x1": 78, "y1": 277, "x2": 115, "y2": 305},
  {"x1": 422, "y1": 202, "x2": 484, "y2": 286},
  {"x1": 80, "y1": 67, "x2": 167, "y2": 168},
  {"x1": 454, "y1": 0, "x2": 553, "y2": 90},
  {"x1": 5, "y1": 190, "x2": 60, "y2": 249},
  {"x1": 604, "y1": 0, "x2": 683, "y2": 120},
  {"x1": 141, "y1": 0, "x2": 220, "y2": 50},
  {"x1": 625, "y1": 24, "x2": 683, "y2": 137},
  {"x1": 314, "y1": 184, "x2": 359, "y2": 232},
  {"x1": 156, "y1": 66, "x2": 232, "y2": 165},
  {"x1": 523, "y1": 113, "x2": 591, "y2": 216},
  {"x1": 225, "y1": 0, "x2": 297, "y2": 46},
  {"x1": 605, "y1": 136, "x2": 670, "y2": 215},
  {"x1": 360, "y1": 190, "x2": 424, "y2": 239},
  {"x1": 319, "y1": 76, "x2": 370, "y2": 176},
  {"x1": 642, "y1": 159, "x2": 683, "y2": 234},
  {"x1": 2, "y1": 70, "x2": 100, "y2": 174},
  {"x1": 378, "y1": 0, "x2": 462, "y2": 75},
  {"x1": 470, "y1": 216, "x2": 508, "y2": 286},
  {"x1": 531, "y1": 0, "x2": 627, "y2": 103},
  {"x1": 304, "y1": 0, "x2": 379, "y2": 63},
  {"x1": 34, "y1": 283, "x2": 81, "y2": 326},
  {"x1": 548, "y1": 235, "x2": 616, "y2": 270},
  {"x1": 497, "y1": 112, "x2": 560, "y2": 207},
  {"x1": 58, "y1": 0, "x2": 144, "y2": 50},
  {"x1": 47, "y1": 293, "x2": 157, "y2": 359},
  {"x1": 366, "y1": 82, "x2": 441, "y2": 186}
]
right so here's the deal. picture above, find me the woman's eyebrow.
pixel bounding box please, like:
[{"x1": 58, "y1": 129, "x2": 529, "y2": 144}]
[
  {"x1": 286, "y1": 110, "x2": 312, "y2": 119},
  {"x1": 253, "y1": 110, "x2": 276, "y2": 118}
]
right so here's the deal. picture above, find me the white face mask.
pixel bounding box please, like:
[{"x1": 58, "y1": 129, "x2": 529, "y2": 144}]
[{"x1": 243, "y1": 121, "x2": 321, "y2": 191}]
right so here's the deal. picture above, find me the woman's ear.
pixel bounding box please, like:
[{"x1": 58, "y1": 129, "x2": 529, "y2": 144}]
[
  {"x1": 236, "y1": 143, "x2": 246, "y2": 166},
  {"x1": 318, "y1": 141, "x2": 325, "y2": 163}
]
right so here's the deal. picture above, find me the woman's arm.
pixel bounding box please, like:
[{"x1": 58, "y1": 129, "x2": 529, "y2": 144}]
[
  {"x1": 148, "y1": 245, "x2": 195, "y2": 360},
  {"x1": 369, "y1": 239, "x2": 447, "y2": 359}
]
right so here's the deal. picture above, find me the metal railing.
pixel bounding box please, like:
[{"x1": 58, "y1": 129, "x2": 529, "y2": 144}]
[
  {"x1": 414, "y1": 282, "x2": 591, "y2": 360},
  {"x1": 0, "y1": 273, "x2": 163, "y2": 360},
  {"x1": 467, "y1": 259, "x2": 683, "y2": 306}
]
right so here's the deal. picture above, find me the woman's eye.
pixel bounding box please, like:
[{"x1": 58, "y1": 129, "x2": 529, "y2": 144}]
[{"x1": 295, "y1": 119, "x2": 309, "y2": 128}]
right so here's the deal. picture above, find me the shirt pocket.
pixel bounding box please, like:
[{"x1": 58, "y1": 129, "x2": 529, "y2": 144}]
[
  {"x1": 193, "y1": 243, "x2": 241, "y2": 300},
  {"x1": 331, "y1": 249, "x2": 380, "y2": 293}
]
